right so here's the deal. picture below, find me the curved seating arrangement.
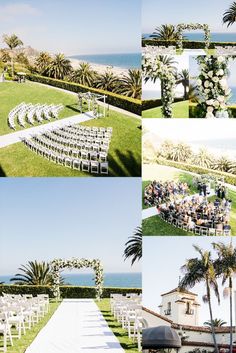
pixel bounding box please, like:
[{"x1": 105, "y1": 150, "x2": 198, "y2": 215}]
[
  {"x1": 110, "y1": 293, "x2": 142, "y2": 352},
  {"x1": 22, "y1": 125, "x2": 112, "y2": 174},
  {"x1": 8, "y1": 103, "x2": 63, "y2": 130},
  {"x1": 0, "y1": 293, "x2": 49, "y2": 352}
]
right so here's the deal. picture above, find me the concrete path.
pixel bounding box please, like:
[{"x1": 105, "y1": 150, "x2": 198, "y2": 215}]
[
  {"x1": 0, "y1": 112, "x2": 93, "y2": 148},
  {"x1": 25, "y1": 299, "x2": 125, "y2": 353}
]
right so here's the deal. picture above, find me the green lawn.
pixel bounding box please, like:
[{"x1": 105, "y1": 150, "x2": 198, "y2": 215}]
[
  {"x1": 0, "y1": 301, "x2": 60, "y2": 353},
  {"x1": 142, "y1": 164, "x2": 236, "y2": 236},
  {"x1": 0, "y1": 82, "x2": 141, "y2": 177},
  {"x1": 96, "y1": 299, "x2": 139, "y2": 353},
  {"x1": 142, "y1": 101, "x2": 189, "y2": 118}
]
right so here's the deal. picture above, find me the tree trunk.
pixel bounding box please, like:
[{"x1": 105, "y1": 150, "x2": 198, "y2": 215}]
[
  {"x1": 229, "y1": 277, "x2": 233, "y2": 353},
  {"x1": 184, "y1": 85, "x2": 187, "y2": 100},
  {"x1": 11, "y1": 53, "x2": 14, "y2": 79},
  {"x1": 207, "y1": 282, "x2": 219, "y2": 353}
]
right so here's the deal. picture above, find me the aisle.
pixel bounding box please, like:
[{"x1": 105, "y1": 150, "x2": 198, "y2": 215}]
[{"x1": 25, "y1": 299, "x2": 125, "y2": 353}]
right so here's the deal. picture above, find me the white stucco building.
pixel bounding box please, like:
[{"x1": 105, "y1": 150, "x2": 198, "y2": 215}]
[{"x1": 143, "y1": 288, "x2": 236, "y2": 353}]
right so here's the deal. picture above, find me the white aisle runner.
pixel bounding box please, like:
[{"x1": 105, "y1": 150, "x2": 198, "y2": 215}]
[{"x1": 25, "y1": 299, "x2": 125, "y2": 353}]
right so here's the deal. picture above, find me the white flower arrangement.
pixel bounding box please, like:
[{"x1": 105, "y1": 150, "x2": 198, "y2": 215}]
[
  {"x1": 176, "y1": 23, "x2": 210, "y2": 50},
  {"x1": 51, "y1": 258, "x2": 104, "y2": 300}
]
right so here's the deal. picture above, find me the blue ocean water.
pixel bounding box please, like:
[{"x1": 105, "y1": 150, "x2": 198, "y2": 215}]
[
  {"x1": 0, "y1": 273, "x2": 141, "y2": 288},
  {"x1": 229, "y1": 86, "x2": 236, "y2": 104},
  {"x1": 143, "y1": 32, "x2": 236, "y2": 42},
  {"x1": 70, "y1": 53, "x2": 141, "y2": 69}
]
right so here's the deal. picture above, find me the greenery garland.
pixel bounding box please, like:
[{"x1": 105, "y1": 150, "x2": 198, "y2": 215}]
[
  {"x1": 176, "y1": 23, "x2": 210, "y2": 50},
  {"x1": 51, "y1": 258, "x2": 104, "y2": 300},
  {"x1": 142, "y1": 46, "x2": 175, "y2": 118}
]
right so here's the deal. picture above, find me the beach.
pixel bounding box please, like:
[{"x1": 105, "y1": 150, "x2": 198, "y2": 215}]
[{"x1": 69, "y1": 57, "x2": 129, "y2": 76}]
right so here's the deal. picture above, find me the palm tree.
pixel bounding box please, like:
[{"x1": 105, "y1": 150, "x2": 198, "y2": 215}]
[
  {"x1": 11, "y1": 260, "x2": 63, "y2": 285},
  {"x1": 69, "y1": 62, "x2": 97, "y2": 87},
  {"x1": 35, "y1": 52, "x2": 52, "y2": 75},
  {"x1": 151, "y1": 24, "x2": 179, "y2": 41},
  {"x1": 188, "y1": 84, "x2": 199, "y2": 103},
  {"x1": 192, "y1": 148, "x2": 213, "y2": 168},
  {"x1": 228, "y1": 161, "x2": 236, "y2": 174},
  {"x1": 158, "y1": 140, "x2": 175, "y2": 160},
  {"x1": 176, "y1": 69, "x2": 189, "y2": 100},
  {"x1": 117, "y1": 69, "x2": 141, "y2": 99},
  {"x1": 47, "y1": 53, "x2": 72, "y2": 80},
  {"x1": 2, "y1": 34, "x2": 23, "y2": 78},
  {"x1": 123, "y1": 226, "x2": 142, "y2": 266},
  {"x1": 95, "y1": 70, "x2": 119, "y2": 91},
  {"x1": 170, "y1": 142, "x2": 192, "y2": 162},
  {"x1": 213, "y1": 241, "x2": 236, "y2": 353},
  {"x1": 0, "y1": 49, "x2": 11, "y2": 63},
  {"x1": 223, "y1": 2, "x2": 236, "y2": 27},
  {"x1": 180, "y1": 245, "x2": 220, "y2": 353},
  {"x1": 212, "y1": 156, "x2": 232, "y2": 172},
  {"x1": 204, "y1": 318, "x2": 227, "y2": 327}
]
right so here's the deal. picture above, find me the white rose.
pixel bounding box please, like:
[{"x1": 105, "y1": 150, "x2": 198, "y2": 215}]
[
  {"x1": 217, "y1": 56, "x2": 225, "y2": 63},
  {"x1": 212, "y1": 77, "x2": 219, "y2": 82},
  {"x1": 219, "y1": 78, "x2": 227, "y2": 88},
  {"x1": 208, "y1": 71, "x2": 213, "y2": 78},
  {"x1": 207, "y1": 106, "x2": 214, "y2": 113},
  {"x1": 204, "y1": 89, "x2": 210, "y2": 93},
  {"x1": 197, "y1": 79, "x2": 202, "y2": 86},
  {"x1": 213, "y1": 100, "x2": 220, "y2": 108},
  {"x1": 218, "y1": 95, "x2": 225, "y2": 103},
  {"x1": 216, "y1": 69, "x2": 224, "y2": 76},
  {"x1": 206, "y1": 99, "x2": 214, "y2": 105},
  {"x1": 206, "y1": 112, "x2": 215, "y2": 119},
  {"x1": 204, "y1": 80, "x2": 210, "y2": 88}
]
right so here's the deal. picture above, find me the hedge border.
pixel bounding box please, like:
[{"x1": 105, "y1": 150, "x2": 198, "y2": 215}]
[
  {"x1": 27, "y1": 74, "x2": 141, "y2": 116},
  {"x1": 157, "y1": 159, "x2": 236, "y2": 186},
  {"x1": 142, "y1": 97, "x2": 185, "y2": 111},
  {"x1": 142, "y1": 39, "x2": 236, "y2": 49},
  {"x1": 0, "y1": 285, "x2": 142, "y2": 299}
]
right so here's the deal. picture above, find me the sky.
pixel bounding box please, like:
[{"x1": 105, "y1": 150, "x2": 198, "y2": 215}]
[
  {"x1": 143, "y1": 237, "x2": 236, "y2": 325},
  {"x1": 142, "y1": 0, "x2": 236, "y2": 33},
  {"x1": 0, "y1": 0, "x2": 141, "y2": 55},
  {"x1": 0, "y1": 178, "x2": 141, "y2": 275},
  {"x1": 190, "y1": 55, "x2": 236, "y2": 87}
]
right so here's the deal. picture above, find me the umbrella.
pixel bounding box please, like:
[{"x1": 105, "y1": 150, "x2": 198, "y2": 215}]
[{"x1": 143, "y1": 326, "x2": 182, "y2": 350}]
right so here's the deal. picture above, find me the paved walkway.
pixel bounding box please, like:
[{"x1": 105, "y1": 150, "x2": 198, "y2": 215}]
[
  {"x1": 0, "y1": 112, "x2": 93, "y2": 148},
  {"x1": 25, "y1": 299, "x2": 125, "y2": 353}
]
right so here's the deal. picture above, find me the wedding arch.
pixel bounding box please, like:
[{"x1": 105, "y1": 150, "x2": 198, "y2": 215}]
[
  {"x1": 51, "y1": 258, "x2": 104, "y2": 300},
  {"x1": 142, "y1": 46, "x2": 176, "y2": 118},
  {"x1": 176, "y1": 23, "x2": 210, "y2": 50}
]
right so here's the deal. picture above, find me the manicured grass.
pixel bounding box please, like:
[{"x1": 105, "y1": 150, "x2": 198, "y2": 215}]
[
  {"x1": 142, "y1": 100, "x2": 189, "y2": 118},
  {"x1": 96, "y1": 299, "x2": 138, "y2": 353},
  {"x1": 142, "y1": 164, "x2": 236, "y2": 236},
  {"x1": 0, "y1": 82, "x2": 82, "y2": 135},
  {"x1": 0, "y1": 82, "x2": 141, "y2": 177},
  {"x1": 0, "y1": 301, "x2": 60, "y2": 353}
]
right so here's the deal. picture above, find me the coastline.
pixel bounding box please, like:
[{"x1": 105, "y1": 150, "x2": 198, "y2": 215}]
[{"x1": 68, "y1": 57, "x2": 129, "y2": 76}]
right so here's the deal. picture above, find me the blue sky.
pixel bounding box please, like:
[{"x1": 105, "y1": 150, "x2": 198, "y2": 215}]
[
  {"x1": 143, "y1": 237, "x2": 236, "y2": 325},
  {"x1": 142, "y1": 0, "x2": 236, "y2": 33},
  {"x1": 0, "y1": 0, "x2": 141, "y2": 55},
  {"x1": 0, "y1": 178, "x2": 141, "y2": 275}
]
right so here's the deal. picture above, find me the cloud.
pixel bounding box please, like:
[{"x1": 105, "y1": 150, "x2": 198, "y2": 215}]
[{"x1": 0, "y1": 3, "x2": 41, "y2": 21}]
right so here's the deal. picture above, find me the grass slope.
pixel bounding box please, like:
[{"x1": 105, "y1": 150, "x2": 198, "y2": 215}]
[
  {"x1": 142, "y1": 101, "x2": 189, "y2": 118},
  {"x1": 96, "y1": 299, "x2": 138, "y2": 353},
  {"x1": 0, "y1": 301, "x2": 60, "y2": 353},
  {"x1": 0, "y1": 82, "x2": 141, "y2": 177}
]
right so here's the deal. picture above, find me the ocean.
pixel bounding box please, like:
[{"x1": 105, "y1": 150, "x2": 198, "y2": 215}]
[
  {"x1": 143, "y1": 32, "x2": 236, "y2": 42},
  {"x1": 0, "y1": 273, "x2": 142, "y2": 288},
  {"x1": 70, "y1": 53, "x2": 141, "y2": 69}
]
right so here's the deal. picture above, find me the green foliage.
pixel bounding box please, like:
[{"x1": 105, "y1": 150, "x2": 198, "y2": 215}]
[
  {"x1": 27, "y1": 74, "x2": 141, "y2": 115},
  {"x1": 157, "y1": 158, "x2": 236, "y2": 186},
  {"x1": 142, "y1": 100, "x2": 189, "y2": 118},
  {"x1": 0, "y1": 285, "x2": 141, "y2": 298},
  {"x1": 142, "y1": 39, "x2": 236, "y2": 49},
  {"x1": 142, "y1": 97, "x2": 183, "y2": 111}
]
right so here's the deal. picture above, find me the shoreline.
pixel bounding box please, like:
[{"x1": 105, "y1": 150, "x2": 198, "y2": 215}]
[{"x1": 68, "y1": 57, "x2": 129, "y2": 76}]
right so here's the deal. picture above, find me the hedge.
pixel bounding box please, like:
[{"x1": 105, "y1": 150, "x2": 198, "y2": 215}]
[
  {"x1": 142, "y1": 97, "x2": 184, "y2": 111},
  {"x1": 157, "y1": 159, "x2": 236, "y2": 186},
  {"x1": 27, "y1": 74, "x2": 141, "y2": 116},
  {"x1": 142, "y1": 39, "x2": 236, "y2": 49},
  {"x1": 0, "y1": 285, "x2": 141, "y2": 298},
  {"x1": 189, "y1": 103, "x2": 236, "y2": 118}
]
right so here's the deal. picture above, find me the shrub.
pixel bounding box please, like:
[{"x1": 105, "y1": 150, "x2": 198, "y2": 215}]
[
  {"x1": 156, "y1": 158, "x2": 236, "y2": 186},
  {"x1": 190, "y1": 103, "x2": 236, "y2": 118},
  {"x1": 142, "y1": 97, "x2": 184, "y2": 111},
  {"x1": 0, "y1": 285, "x2": 141, "y2": 298},
  {"x1": 27, "y1": 74, "x2": 141, "y2": 115},
  {"x1": 142, "y1": 39, "x2": 236, "y2": 49}
]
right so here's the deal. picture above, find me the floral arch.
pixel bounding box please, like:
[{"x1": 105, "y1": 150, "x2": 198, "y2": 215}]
[
  {"x1": 142, "y1": 46, "x2": 176, "y2": 118},
  {"x1": 51, "y1": 258, "x2": 104, "y2": 300},
  {"x1": 176, "y1": 23, "x2": 210, "y2": 50}
]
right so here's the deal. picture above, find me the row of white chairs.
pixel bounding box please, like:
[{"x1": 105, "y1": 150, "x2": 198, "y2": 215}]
[
  {"x1": 110, "y1": 293, "x2": 142, "y2": 352},
  {"x1": 62, "y1": 125, "x2": 113, "y2": 135},
  {"x1": 23, "y1": 139, "x2": 109, "y2": 174},
  {"x1": 8, "y1": 103, "x2": 63, "y2": 130},
  {"x1": 0, "y1": 293, "x2": 49, "y2": 352}
]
